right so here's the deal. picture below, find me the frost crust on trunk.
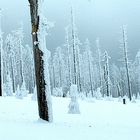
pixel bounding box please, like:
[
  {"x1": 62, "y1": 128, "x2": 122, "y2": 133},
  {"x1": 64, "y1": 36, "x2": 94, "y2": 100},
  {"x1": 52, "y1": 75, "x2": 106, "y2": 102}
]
[{"x1": 37, "y1": 1, "x2": 53, "y2": 121}]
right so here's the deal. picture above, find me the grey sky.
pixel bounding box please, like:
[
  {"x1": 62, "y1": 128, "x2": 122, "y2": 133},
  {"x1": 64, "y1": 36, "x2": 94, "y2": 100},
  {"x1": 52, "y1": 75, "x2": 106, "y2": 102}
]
[{"x1": 1, "y1": 0, "x2": 140, "y2": 62}]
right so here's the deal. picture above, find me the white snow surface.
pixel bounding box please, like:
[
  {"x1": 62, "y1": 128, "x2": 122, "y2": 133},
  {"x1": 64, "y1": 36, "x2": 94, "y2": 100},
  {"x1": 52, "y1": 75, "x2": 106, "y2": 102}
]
[{"x1": 0, "y1": 96, "x2": 140, "y2": 140}]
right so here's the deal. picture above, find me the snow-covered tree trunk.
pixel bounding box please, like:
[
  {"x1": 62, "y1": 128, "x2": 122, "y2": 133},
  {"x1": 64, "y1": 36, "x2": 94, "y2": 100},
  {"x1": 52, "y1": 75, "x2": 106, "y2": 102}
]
[
  {"x1": 52, "y1": 47, "x2": 65, "y2": 94},
  {"x1": 13, "y1": 26, "x2": 24, "y2": 88},
  {"x1": 57, "y1": 47, "x2": 63, "y2": 88},
  {"x1": 76, "y1": 42, "x2": 82, "y2": 93},
  {"x1": 65, "y1": 27, "x2": 72, "y2": 90},
  {"x1": 121, "y1": 26, "x2": 132, "y2": 101},
  {"x1": 71, "y1": 8, "x2": 77, "y2": 85},
  {"x1": 103, "y1": 51, "x2": 111, "y2": 97},
  {"x1": 4, "y1": 73, "x2": 13, "y2": 96},
  {"x1": 134, "y1": 51, "x2": 140, "y2": 97},
  {"x1": 96, "y1": 38, "x2": 103, "y2": 89},
  {"x1": 0, "y1": 10, "x2": 3, "y2": 96},
  {"x1": 111, "y1": 64, "x2": 122, "y2": 97},
  {"x1": 52, "y1": 62, "x2": 56, "y2": 89},
  {"x1": 84, "y1": 39, "x2": 94, "y2": 97},
  {"x1": 22, "y1": 44, "x2": 35, "y2": 94},
  {"x1": 28, "y1": 0, "x2": 53, "y2": 122},
  {"x1": 88, "y1": 52, "x2": 94, "y2": 97}
]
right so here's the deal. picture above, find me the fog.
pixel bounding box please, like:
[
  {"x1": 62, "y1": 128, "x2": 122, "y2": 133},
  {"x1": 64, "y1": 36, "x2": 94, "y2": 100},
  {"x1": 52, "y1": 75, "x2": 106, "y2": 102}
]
[{"x1": 1, "y1": 0, "x2": 140, "y2": 62}]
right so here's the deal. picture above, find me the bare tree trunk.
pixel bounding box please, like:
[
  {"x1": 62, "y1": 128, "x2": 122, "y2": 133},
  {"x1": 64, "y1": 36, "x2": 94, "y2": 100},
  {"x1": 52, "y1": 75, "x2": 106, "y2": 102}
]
[
  {"x1": 67, "y1": 47, "x2": 71, "y2": 88},
  {"x1": 58, "y1": 54, "x2": 62, "y2": 88},
  {"x1": 104, "y1": 51, "x2": 111, "y2": 97},
  {"x1": 11, "y1": 60, "x2": 15, "y2": 93},
  {"x1": 52, "y1": 64, "x2": 56, "y2": 89},
  {"x1": 65, "y1": 27, "x2": 71, "y2": 90},
  {"x1": 71, "y1": 8, "x2": 77, "y2": 85},
  {"x1": 96, "y1": 39, "x2": 103, "y2": 89},
  {"x1": 88, "y1": 52, "x2": 93, "y2": 97},
  {"x1": 28, "y1": 0, "x2": 50, "y2": 121},
  {"x1": 77, "y1": 53, "x2": 82, "y2": 92},
  {"x1": 0, "y1": 52, "x2": 1, "y2": 96},
  {"x1": 0, "y1": 10, "x2": 2, "y2": 96},
  {"x1": 0, "y1": 67, "x2": 1, "y2": 96},
  {"x1": 122, "y1": 26, "x2": 132, "y2": 101}
]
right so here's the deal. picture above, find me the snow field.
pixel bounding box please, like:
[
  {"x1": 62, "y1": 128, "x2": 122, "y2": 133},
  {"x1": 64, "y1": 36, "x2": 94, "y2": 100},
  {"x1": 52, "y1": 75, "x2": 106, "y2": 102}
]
[{"x1": 0, "y1": 96, "x2": 140, "y2": 140}]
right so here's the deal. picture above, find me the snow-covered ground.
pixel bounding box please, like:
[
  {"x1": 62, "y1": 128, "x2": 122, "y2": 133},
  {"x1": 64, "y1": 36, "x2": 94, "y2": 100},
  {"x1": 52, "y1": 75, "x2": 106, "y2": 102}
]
[{"x1": 0, "y1": 96, "x2": 140, "y2": 140}]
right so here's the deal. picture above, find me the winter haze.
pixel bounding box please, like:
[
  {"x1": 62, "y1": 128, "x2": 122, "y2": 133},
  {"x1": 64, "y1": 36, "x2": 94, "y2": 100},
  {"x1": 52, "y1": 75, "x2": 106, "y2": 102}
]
[
  {"x1": 1, "y1": 1, "x2": 140, "y2": 139},
  {"x1": 1, "y1": 0, "x2": 140, "y2": 61}
]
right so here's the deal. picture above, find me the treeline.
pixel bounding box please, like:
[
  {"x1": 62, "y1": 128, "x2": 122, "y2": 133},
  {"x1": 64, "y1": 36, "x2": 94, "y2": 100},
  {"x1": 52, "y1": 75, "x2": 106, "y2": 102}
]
[
  {"x1": 1, "y1": 26, "x2": 35, "y2": 97},
  {"x1": 1, "y1": 15, "x2": 140, "y2": 101},
  {"x1": 49, "y1": 25, "x2": 140, "y2": 101}
]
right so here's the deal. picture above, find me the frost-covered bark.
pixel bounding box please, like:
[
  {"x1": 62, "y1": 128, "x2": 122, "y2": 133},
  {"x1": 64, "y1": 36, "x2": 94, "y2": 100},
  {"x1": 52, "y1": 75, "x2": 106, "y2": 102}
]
[
  {"x1": 53, "y1": 47, "x2": 64, "y2": 89},
  {"x1": 0, "y1": 10, "x2": 3, "y2": 96},
  {"x1": 51, "y1": 46, "x2": 67, "y2": 97},
  {"x1": 4, "y1": 73, "x2": 13, "y2": 96},
  {"x1": 96, "y1": 39, "x2": 103, "y2": 89},
  {"x1": 111, "y1": 64, "x2": 122, "y2": 97},
  {"x1": 133, "y1": 50, "x2": 140, "y2": 97},
  {"x1": 64, "y1": 22, "x2": 81, "y2": 95},
  {"x1": 65, "y1": 27, "x2": 72, "y2": 91},
  {"x1": 22, "y1": 44, "x2": 35, "y2": 94},
  {"x1": 71, "y1": 7, "x2": 77, "y2": 85},
  {"x1": 52, "y1": 58, "x2": 56, "y2": 89},
  {"x1": 75, "y1": 39, "x2": 82, "y2": 93},
  {"x1": 12, "y1": 26, "x2": 24, "y2": 88},
  {"x1": 4, "y1": 34, "x2": 14, "y2": 93},
  {"x1": 120, "y1": 26, "x2": 132, "y2": 101},
  {"x1": 83, "y1": 39, "x2": 94, "y2": 97},
  {"x1": 28, "y1": 0, "x2": 53, "y2": 122},
  {"x1": 4, "y1": 30, "x2": 28, "y2": 95},
  {"x1": 103, "y1": 51, "x2": 111, "y2": 97}
]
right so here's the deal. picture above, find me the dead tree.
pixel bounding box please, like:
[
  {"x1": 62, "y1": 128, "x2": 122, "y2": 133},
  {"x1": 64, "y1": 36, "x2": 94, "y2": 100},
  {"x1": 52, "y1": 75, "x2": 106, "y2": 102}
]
[
  {"x1": 0, "y1": 10, "x2": 2, "y2": 96},
  {"x1": 121, "y1": 26, "x2": 132, "y2": 101},
  {"x1": 71, "y1": 7, "x2": 77, "y2": 85},
  {"x1": 103, "y1": 51, "x2": 111, "y2": 97},
  {"x1": 28, "y1": 0, "x2": 52, "y2": 121}
]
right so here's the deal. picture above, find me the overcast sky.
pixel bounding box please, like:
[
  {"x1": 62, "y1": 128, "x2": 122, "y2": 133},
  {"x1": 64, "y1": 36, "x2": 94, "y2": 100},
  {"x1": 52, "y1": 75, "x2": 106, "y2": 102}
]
[{"x1": 1, "y1": 0, "x2": 140, "y2": 62}]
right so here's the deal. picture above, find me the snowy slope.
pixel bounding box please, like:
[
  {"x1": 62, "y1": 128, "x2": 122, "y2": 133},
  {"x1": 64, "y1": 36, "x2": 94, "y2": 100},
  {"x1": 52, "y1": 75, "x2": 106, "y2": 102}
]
[{"x1": 0, "y1": 96, "x2": 140, "y2": 140}]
